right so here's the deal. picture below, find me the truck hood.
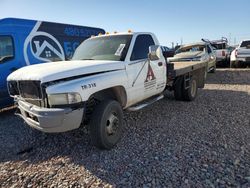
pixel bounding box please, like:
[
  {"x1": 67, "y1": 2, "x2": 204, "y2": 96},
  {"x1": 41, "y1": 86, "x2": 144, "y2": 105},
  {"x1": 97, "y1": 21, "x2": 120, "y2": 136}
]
[
  {"x1": 175, "y1": 51, "x2": 204, "y2": 59},
  {"x1": 7, "y1": 60, "x2": 125, "y2": 83},
  {"x1": 168, "y1": 51, "x2": 205, "y2": 62}
]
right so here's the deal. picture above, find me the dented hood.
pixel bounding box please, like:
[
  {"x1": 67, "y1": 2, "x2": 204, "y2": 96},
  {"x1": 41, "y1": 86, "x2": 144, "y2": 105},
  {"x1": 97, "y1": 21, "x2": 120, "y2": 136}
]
[
  {"x1": 174, "y1": 51, "x2": 204, "y2": 59},
  {"x1": 7, "y1": 60, "x2": 125, "y2": 83}
]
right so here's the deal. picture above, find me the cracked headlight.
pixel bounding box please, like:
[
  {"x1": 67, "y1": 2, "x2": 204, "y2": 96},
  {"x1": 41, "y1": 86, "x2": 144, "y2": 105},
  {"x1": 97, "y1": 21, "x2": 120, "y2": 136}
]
[{"x1": 48, "y1": 93, "x2": 82, "y2": 106}]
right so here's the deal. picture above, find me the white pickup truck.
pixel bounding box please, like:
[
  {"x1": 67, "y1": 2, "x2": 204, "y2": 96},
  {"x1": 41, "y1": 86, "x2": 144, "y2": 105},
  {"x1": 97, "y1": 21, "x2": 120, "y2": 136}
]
[
  {"x1": 230, "y1": 39, "x2": 250, "y2": 68},
  {"x1": 7, "y1": 32, "x2": 206, "y2": 149},
  {"x1": 203, "y1": 38, "x2": 230, "y2": 66}
]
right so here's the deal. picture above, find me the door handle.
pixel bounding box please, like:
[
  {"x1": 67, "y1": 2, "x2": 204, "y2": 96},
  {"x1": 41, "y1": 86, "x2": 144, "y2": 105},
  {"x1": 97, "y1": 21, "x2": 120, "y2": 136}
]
[{"x1": 158, "y1": 62, "x2": 163, "y2": 66}]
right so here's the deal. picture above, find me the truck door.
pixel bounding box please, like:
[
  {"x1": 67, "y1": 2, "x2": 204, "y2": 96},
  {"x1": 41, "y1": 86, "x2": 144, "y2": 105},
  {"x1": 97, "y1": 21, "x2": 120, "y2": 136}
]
[
  {"x1": 0, "y1": 35, "x2": 21, "y2": 108},
  {"x1": 126, "y1": 34, "x2": 166, "y2": 105}
]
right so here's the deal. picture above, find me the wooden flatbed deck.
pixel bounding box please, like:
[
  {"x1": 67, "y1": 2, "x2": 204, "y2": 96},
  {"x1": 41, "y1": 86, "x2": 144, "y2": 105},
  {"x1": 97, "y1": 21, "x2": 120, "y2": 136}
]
[{"x1": 172, "y1": 61, "x2": 206, "y2": 76}]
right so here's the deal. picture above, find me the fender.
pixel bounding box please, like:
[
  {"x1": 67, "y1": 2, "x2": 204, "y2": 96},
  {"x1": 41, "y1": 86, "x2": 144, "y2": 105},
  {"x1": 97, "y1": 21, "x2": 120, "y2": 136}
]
[{"x1": 45, "y1": 69, "x2": 128, "y2": 103}]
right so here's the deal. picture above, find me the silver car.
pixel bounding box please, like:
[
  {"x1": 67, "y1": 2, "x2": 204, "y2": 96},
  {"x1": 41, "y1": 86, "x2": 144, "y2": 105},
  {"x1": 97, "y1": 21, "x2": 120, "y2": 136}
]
[{"x1": 169, "y1": 42, "x2": 216, "y2": 75}]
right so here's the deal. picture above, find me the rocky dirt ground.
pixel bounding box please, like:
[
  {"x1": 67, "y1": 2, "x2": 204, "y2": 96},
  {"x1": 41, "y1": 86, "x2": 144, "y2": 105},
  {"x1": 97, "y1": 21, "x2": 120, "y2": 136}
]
[{"x1": 0, "y1": 69, "x2": 249, "y2": 188}]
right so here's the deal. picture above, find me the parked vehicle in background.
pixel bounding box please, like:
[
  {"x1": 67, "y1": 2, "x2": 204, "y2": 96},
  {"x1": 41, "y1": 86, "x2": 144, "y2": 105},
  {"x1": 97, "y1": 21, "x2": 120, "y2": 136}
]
[
  {"x1": 161, "y1": 46, "x2": 175, "y2": 59},
  {"x1": 174, "y1": 45, "x2": 182, "y2": 52},
  {"x1": 0, "y1": 18, "x2": 105, "y2": 109},
  {"x1": 203, "y1": 37, "x2": 230, "y2": 67},
  {"x1": 230, "y1": 40, "x2": 250, "y2": 68},
  {"x1": 7, "y1": 31, "x2": 207, "y2": 149},
  {"x1": 227, "y1": 46, "x2": 236, "y2": 55},
  {"x1": 168, "y1": 42, "x2": 216, "y2": 77}
]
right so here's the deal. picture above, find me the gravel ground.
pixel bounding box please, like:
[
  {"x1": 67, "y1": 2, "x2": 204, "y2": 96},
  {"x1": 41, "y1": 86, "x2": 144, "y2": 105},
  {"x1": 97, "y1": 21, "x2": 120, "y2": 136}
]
[{"x1": 0, "y1": 69, "x2": 249, "y2": 188}]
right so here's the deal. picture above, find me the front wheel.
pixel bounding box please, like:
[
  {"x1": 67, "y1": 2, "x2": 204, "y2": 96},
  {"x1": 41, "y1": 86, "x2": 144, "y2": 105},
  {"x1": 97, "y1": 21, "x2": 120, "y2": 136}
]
[
  {"x1": 90, "y1": 100, "x2": 123, "y2": 150},
  {"x1": 183, "y1": 76, "x2": 198, "y2": 101},
  {"x1": 210, "y1": 66, "x2": 216, "y2": 73}
]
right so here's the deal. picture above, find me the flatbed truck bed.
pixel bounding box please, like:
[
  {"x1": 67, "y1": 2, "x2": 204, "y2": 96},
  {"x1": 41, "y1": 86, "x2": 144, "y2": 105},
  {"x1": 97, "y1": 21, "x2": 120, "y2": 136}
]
[
  {"x1": 167, "y1": 61, "x2": 206, "y2": 81},
  {"x1": 172, "y1": 61, "x2": 206, "y2": 77}
]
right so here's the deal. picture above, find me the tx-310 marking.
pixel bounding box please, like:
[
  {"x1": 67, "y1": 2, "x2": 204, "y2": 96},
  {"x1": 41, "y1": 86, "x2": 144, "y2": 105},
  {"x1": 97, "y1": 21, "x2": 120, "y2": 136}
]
[{"x1": 81, "y1": 83, "x2": 96, "y2": 90}]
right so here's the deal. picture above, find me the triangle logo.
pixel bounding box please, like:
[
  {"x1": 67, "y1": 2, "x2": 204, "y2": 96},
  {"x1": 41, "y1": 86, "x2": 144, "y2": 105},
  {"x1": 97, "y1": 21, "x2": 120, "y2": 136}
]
[{"x1": 145, "y1": 64, "x2": 156, "y2": 82}]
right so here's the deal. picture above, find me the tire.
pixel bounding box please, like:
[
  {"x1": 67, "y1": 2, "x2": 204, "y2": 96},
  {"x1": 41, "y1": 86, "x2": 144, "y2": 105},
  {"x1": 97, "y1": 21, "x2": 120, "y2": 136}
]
[
  {"x1": 230, "y1": 61, "x2": 235, "y2": 68},
  {"x1": 90, "y1": 100, "x2": 123, "y2": 150},
  {"x1": 174, "y1": 77, "x2": 184, "y2": 101},
  {"x1": 84, "y1": 97, "x2": 100, "y2": 124},
  {"x1": 241, "y1": 62, "x2": 247, "y2": 68},
  {"x1": 230, "y1": 61, "x2": 239, "y2": 68},
  {"x1": 204, "y1": 64, "x2": 208, "y2": 80},
  {"x1": 183, "y1": 76, "x2": 198, "y2": 101},
  {"x1": 210, "y1": 66, "x2": 216, "y2": 73},
  {"x1": 204, "y1": 70, "x2": 207, "y2": 80}
]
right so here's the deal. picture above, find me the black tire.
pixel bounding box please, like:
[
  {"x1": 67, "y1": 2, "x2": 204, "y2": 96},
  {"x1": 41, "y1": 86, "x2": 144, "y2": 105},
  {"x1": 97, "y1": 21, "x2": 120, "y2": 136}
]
[
  {"x1": 183, "y1": 76, "x2": 198, "y2": 101},
  {"x1": 204, "y1": 70, "x2": 207, "y2": 80},
  {"x1": 210, "y1": 66, "x2": 216, "y2": 73},
  {"x1": 173, "y1": 77, "x2": 184, "y2": 101},
  {"x1": 90, "y1": 100, "x2": 123, "y2": 150},
  {"x1": 230, "y1": 61, "x2": 235, "y2": 68},
  {"x1": 241, "y1": 62, "x2": 247, "y2": 68},
  {"x1": 84, "y1": 97, "x2": 100, "y2": 124},
  {"x1": 204, "y1": 64, "x2": 208, "y2": 80},
  {"x1": 230, "y1": 61, "x2": 239, "y2": 68}
]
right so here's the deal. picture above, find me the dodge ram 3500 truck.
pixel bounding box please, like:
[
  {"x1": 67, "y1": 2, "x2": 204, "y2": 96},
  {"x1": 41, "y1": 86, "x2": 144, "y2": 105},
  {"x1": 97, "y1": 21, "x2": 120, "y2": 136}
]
[{"x1": 7, "y1": 32, "x2": 206, "y2": 149}]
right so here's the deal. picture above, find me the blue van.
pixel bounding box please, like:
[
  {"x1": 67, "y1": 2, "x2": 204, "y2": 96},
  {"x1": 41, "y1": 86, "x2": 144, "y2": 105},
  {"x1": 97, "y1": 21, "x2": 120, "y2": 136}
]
[{"x1": 0, "y1": 18, "x2": 105, "y2": 109}]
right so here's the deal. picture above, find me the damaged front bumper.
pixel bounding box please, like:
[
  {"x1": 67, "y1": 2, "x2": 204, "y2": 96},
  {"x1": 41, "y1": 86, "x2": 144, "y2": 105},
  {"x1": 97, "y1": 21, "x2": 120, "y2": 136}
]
[{"x1": 16, "y1": 100, "x2": 84, "y2": 133}]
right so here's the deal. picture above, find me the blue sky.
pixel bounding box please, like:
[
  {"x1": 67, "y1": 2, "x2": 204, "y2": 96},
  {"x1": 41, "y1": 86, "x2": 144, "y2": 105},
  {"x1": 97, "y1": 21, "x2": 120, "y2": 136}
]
[{"x1": 1, "y1": 0, "x2": 250, "y2": 47}]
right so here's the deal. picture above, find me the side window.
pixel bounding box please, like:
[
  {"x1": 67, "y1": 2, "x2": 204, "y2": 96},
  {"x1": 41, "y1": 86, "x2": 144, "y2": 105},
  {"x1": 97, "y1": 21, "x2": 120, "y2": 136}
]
[
  {"x1": 130, "y1": 34, "x2": 155, "y2": 61},
  {"x1": 0, "y1": 36, "x2": 14, "y2": 63}
]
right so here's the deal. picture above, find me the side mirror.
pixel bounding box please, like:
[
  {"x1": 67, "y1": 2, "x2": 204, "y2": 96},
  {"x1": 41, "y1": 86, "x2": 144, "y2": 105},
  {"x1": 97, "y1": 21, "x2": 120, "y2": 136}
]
[{"x1": 148, "y1": 45, "x2": 162, "y2": 61}]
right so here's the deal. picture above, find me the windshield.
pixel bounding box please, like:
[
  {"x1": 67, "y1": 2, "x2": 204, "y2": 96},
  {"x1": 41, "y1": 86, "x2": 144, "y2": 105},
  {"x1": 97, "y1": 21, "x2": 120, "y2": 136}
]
[
  {"x1": 72, "y1": 35, "x2": 132, "y2": 61},
  {"x1": 211, "y1": 43, "x2": 226, "y2": 49},
  {"x1": 240, "y1": 40, "x2": 250, "y2": 48},
  {"x1": 175, "y1": 45, "x2": 205, "y2": 54}
]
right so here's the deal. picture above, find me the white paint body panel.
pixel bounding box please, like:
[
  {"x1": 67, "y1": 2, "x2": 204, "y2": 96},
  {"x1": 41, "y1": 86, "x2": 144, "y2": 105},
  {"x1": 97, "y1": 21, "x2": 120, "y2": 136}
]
[{"x1": 7, "y1": 60, "x2": 124, "y2": 83}]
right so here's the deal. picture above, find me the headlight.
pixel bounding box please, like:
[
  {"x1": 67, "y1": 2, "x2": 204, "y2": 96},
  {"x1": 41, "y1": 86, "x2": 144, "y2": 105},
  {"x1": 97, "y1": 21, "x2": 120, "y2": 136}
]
[{"x1": 48, "y1": 93, "x2": 82, "y2": 106}]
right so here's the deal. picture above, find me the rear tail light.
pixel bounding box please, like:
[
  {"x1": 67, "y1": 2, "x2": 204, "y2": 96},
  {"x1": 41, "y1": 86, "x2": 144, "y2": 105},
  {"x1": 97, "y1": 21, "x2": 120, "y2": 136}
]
[{"x1": 222, "y1": 51, "x2": 225, "y2": 56}]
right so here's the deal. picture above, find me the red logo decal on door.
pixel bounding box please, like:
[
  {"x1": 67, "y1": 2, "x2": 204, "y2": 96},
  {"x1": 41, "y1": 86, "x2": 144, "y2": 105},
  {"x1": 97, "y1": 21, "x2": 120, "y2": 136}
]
[{"x1": 145, "y1": 64, "x2": 156, "y2": 82}]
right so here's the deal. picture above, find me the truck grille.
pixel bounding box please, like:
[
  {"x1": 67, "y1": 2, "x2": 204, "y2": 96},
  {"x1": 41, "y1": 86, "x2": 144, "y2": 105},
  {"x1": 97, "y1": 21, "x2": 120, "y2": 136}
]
[
  {"x1": 8, "y1": 80, "x2": 45, "y2": 107},
  {"x1": 19, "y1": 81, "x2": 42, "y2": 99},
  {"x1": 8, "y1": 81, "x2": 19, "y2": 96}
]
